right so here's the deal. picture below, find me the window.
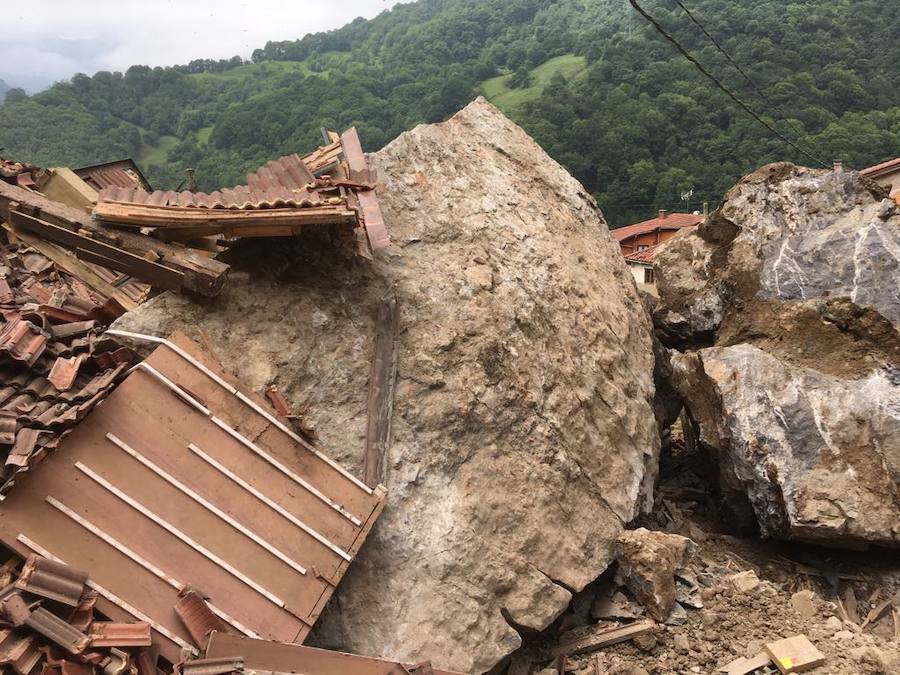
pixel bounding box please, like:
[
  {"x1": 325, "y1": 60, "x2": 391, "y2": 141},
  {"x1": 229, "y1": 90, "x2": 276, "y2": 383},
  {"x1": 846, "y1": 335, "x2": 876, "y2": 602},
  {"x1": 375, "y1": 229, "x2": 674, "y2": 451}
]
[{"x1": 644, "y1": 268, "x2": 654, "y2": 284}]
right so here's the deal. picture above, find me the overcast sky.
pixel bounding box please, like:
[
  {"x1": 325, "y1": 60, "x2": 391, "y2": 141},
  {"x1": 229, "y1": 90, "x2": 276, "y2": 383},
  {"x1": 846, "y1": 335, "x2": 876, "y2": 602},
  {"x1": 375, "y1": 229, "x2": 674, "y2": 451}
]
[{"x1": 2, "y1": 1, "x2": 403, "y2": 93}]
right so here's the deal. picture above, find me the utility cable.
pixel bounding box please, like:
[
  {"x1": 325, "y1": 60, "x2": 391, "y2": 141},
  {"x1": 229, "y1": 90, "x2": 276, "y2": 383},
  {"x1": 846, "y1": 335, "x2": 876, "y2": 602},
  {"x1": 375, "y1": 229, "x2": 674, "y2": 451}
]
[
  {"x1": 627, "y1": 0, "x2": 828, "y2": 167},
  {"x1": 673, "y1": 0, "x2": 817, "y2": 152}
]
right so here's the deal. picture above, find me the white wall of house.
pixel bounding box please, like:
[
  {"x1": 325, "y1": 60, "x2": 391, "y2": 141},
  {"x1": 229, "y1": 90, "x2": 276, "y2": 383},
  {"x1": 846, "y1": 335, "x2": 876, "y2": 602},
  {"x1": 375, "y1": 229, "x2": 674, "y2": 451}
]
[
  {"x1": 626, "y1": 261, "x2": 652, "y2": 284},
  {"x1": 626, "y1": 261, "x2": 657, "y2": 295}
]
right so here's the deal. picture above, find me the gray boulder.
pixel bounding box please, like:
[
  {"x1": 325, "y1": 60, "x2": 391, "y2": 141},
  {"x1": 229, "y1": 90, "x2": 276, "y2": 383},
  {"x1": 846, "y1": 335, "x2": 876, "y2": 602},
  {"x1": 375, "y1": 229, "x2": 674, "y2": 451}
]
[
  {"x1": 657, "y1": 163, "x2": 900, "y2": 547},
  {"x1": 673, "y1": 339, "x2": 899, "y2": 546},
  {"x1": 655, "y1": 163, "x2": 900, "y2": 340},
  {"x1": 113, "y1": 98, "x2": 659, "y2": 672}
]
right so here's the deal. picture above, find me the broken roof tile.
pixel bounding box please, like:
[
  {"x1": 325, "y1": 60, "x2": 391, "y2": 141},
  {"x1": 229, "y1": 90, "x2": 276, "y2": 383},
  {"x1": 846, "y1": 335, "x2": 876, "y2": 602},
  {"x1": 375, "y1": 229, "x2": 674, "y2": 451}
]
[
  {"x1": 0, "y1": 631, "x2": 42, "y2": 675},
  {"x1": 173, "y1": 589, "x2": 230, "y2": 648},
  {"x1": 26, "y1": 606, "x2": 91, "y2": 654},
  {"x1": 0, "y1": 320, "x2": 48, "y2": 366},
  {"x1": 47, "y1": 355, "x2": 86, "y2": 392},
  {"x1": 179, "y1": 656, "x2": 243, "y2": 675},
  {"x1": 89, "y1": 622, "x2": 152, "y2": 648},
  {"x1": 17, "y1": 555, "x2": 88, "y2": 607},
  {"x1": 93, "y1": 128, "x2": 388, "y2": 254}
]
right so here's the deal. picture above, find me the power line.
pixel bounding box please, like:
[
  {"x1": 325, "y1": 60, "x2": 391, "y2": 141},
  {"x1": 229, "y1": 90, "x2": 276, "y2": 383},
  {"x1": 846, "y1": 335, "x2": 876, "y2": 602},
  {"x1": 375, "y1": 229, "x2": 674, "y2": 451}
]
[
  {"x1": 673, "y1": 0, "x2": 816, "y2": 152},
  {"x1": 627, "y1": 0, "x2": 828, "y2": 167}
]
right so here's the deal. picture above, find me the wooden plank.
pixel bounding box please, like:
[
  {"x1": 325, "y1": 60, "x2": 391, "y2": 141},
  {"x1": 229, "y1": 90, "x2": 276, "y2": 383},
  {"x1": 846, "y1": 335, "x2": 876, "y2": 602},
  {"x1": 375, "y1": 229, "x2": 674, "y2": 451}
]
[
  {"x1": 93, "y1": 202, "x2": 357, "y2": 229},
  {"x1": 10, "y1": 210, "x2": 185, "y2": 292},
  {"x1": 718, "y1": 652, "x2": 773, "y2": 675},
  {"x1": 764, "y1": 635, "x2": 825, "y2": 673},
  {"x1": 550, "y1": 620, "x2": 656, "y2": 658},
  {"x1": 0, "y1": 180, "x2": 228, "y2": 296},
  {"x1": 206, "y1": 632, "x2": 465, "y2": 675},
  {"x1": 2, "y1": 226, "x2": 139, "y2": 311},
  {"x1": 364, "y1": 292, "x2": 399, "y2": 488},
  {"x1": 0, "y1": 178, "x2": 94, "y2": 229},
  {"x1": 861, "y1": 592, "x2": 897, "y2": 630}
]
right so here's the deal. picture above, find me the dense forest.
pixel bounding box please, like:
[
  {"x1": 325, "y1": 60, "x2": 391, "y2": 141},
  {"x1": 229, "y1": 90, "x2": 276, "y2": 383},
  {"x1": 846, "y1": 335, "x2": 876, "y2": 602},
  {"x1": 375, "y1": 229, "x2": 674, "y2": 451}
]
[
  {"x1": 1, "y1": 0, "x2": 899, "y2": 226},
  {"x1": 0, "y1": 79, "x2": 8, "y2": 104}
]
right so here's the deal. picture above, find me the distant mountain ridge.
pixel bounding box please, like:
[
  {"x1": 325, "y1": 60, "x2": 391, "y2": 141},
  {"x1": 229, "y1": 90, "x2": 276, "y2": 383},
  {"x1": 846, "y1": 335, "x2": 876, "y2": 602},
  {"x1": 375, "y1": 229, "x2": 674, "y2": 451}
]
[
  {"x1": 0, "y1": 0, "x2": 898, "y2": 225},
  {"x1": 0, "y1": 79, "x2": 9, "y2": 103}
]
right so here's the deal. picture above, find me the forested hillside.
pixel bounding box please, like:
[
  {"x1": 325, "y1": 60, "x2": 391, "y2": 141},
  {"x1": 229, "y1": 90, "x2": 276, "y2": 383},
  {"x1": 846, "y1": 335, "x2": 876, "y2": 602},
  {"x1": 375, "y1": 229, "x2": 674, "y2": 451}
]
[
  {"x1": 0, "y1": 80, "x2": 8, "y2": 103},
  {"x1": 1, "y1": 0, "x2": 899, "y2": 225}
]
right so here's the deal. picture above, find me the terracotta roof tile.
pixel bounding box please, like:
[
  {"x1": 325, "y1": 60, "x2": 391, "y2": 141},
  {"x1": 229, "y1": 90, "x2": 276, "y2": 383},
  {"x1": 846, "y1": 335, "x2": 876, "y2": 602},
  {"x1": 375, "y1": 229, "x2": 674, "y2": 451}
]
[
  {"x1": 623, "y1": 243, "x2": 661, "y2": 264},
  {"x1": 860, "y1": 156, "x2": 900, "y2": 178},
  {"x1": 611, "y1": 212, "x2": 703, "y2": 242}
]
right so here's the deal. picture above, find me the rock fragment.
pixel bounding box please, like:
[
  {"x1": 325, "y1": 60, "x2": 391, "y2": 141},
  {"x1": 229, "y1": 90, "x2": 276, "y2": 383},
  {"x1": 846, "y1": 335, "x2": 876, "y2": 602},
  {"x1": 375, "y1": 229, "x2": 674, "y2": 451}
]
[
  {"x1": 730, "y1": 570, "x2": 760, "y2": 594},
  {"x1": 614, "y1": 528, "x2": 695, "y2": 621}
]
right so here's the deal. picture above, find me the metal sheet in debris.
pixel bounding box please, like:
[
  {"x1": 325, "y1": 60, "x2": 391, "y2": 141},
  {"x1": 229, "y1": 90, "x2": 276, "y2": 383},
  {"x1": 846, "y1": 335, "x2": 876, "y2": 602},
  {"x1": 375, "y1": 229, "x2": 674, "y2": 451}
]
[
  {"x1": 0, "y1": 332, "x2": 385, "y2": 664},
  {"x1": 206, "y1": 632, "x2": 467, "y2": 675}
]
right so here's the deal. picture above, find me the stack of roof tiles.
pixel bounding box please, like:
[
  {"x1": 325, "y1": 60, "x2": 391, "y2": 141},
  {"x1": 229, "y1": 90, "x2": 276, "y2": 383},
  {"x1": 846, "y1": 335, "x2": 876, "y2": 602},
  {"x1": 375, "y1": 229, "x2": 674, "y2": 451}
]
[
  {"x1": 0, "y1": 241, "x2": 135, "y2": 494},
  {"x1": 93, "y1": 128, "x2": 388, "y2": 256},
  {"x1": 0, "y1": 554, "x2": 158, "y2": 675}
]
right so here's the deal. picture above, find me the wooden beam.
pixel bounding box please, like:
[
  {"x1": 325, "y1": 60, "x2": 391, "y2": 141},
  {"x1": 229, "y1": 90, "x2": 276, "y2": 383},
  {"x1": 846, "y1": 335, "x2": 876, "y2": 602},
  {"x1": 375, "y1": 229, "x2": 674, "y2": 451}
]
[
  {"x1": 718, "y1": 652, "x2": 773, "y2": 675},
  {"x1": 2, "y1": 226, "x2": 140, "y2": 311},
  {"x1": 550, "y1": 620, "x2": 656, "y2": 658},
  {"x1": 10, "y1": 210, "x2": 185, "y2": 292},
  {"x1": 0, "y1": 180, "x2": 228, "y2": 296},
  {"x1": 364, "y1": 292, "x2": 399, "y2": 488},
  {"x1": 93, "y1": 201, "x2": 357, "y2": 229}
]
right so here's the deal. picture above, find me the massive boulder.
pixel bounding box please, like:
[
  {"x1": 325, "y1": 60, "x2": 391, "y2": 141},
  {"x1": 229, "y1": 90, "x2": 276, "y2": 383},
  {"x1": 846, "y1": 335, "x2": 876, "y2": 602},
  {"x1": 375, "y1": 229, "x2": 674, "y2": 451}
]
[
  {"x1": 656, "y1": 163, "x2": 900, "y2": 547},
  {"x1": 112, "y1": 98, "x2": 659, "y2": 672}
]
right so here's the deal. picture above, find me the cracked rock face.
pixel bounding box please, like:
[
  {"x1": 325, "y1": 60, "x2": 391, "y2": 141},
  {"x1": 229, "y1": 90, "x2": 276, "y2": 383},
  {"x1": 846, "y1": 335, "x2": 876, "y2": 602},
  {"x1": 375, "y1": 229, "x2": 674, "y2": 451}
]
[
  {"x1": 673, "y1": 343, "x2": 900, "y2": 546},
  {"x1": 656, "y1": 163, "x2": 900, "y2": 547},
  {"x1": 655, "y1": 163, "x2": 900, "y2": 338},
  {"x1": 113, "y1": 98, "x2": 659, "y2": 672}
]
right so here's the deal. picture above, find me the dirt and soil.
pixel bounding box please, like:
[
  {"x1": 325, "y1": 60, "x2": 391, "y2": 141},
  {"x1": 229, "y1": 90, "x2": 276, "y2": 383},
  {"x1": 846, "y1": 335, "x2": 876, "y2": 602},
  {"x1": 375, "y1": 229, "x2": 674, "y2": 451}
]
[{"x1": 502, "y1": 435, "x2": 900, "y2": 675}]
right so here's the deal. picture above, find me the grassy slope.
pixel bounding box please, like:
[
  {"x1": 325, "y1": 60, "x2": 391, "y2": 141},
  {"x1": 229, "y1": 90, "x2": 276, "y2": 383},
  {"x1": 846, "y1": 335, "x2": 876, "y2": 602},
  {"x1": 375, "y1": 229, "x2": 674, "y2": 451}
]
[
  {"x1": 481, "y1": 54, "x2": 587, "y2": 116},
  {"x1": 138, "y1": 134, "x2": 179, "y2": 166},
  {"x1": 188, "y1": 60, "x2": 313, "y2": 82},
  {"x1": 136, "y1": 54, "x2": 586, "y2": 170}
]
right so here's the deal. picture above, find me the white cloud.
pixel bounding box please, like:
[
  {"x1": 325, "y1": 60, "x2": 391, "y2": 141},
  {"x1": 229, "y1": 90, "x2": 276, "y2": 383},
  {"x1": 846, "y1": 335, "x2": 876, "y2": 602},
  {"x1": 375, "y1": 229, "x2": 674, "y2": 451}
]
[{"x1": 1, "y1": 0, "x2": 402, "y2": 92}]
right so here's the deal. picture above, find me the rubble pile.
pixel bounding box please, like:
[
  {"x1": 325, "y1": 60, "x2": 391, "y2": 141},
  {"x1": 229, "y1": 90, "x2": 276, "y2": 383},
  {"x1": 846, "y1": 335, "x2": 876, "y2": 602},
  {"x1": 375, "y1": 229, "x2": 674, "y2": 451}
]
[
  {"x1": 0, "y1": 553, "x2": 157, "y2": 675},
  {"x1": 0, "y1": 128, "x2": 387, "y2": 301},
  {"x1": 0, "y1": 98, "x2": 898, "y2": 675},
  {"x1": 654, "y1": 163, "x2": 900, "y2": 548},
  {"x1": 0, "y1": 239, "x2": 137, "y2": 494}
]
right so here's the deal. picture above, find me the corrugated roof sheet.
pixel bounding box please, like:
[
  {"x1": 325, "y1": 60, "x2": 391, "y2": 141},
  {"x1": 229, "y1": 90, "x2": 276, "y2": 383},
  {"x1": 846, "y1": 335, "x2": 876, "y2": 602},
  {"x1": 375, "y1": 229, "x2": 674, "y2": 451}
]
[
  {"x1": 74, "y1": 160, "x2": 152, "y2": 193},
  {"x1": 611, "y1": 212, "x2": 703, "y2": 242},
  {"x1": 0, "y1": 332, "x2": 386, "y2": 665}
]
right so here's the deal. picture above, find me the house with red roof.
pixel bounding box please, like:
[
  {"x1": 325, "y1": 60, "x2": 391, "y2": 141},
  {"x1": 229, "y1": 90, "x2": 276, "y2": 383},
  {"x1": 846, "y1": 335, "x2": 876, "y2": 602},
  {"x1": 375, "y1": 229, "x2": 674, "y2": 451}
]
[
  {"x1": 611, "y1": 209, "x2": 704, "y2": 290},
  {"x1": 860, "y1": 156, "x2": 900, "y2": 201}
]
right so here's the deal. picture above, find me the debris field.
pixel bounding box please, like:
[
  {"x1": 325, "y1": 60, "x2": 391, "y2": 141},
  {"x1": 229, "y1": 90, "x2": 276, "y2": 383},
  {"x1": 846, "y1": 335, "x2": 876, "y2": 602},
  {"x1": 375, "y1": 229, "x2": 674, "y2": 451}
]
[{"x1": 0, "y1": 99, "x2": 897, "y2": 675}]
